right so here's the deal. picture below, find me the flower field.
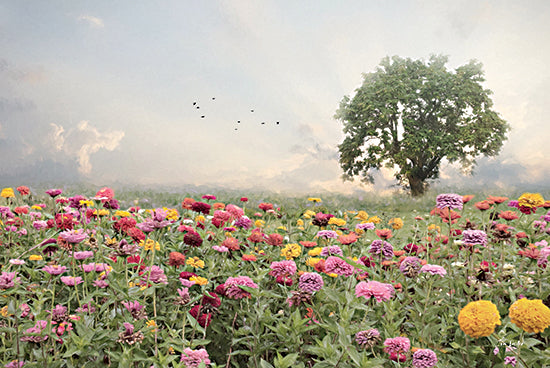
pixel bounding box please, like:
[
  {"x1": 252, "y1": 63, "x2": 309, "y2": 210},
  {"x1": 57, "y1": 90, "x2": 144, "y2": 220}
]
[{"x1": 1, "y1": 186, "x2": 550, "y2": 367}]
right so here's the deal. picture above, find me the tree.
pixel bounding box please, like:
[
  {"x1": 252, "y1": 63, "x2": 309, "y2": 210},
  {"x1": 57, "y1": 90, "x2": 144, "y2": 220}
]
[{"x1": 335, "y1": 55, "x2": 509, "y2": 196}]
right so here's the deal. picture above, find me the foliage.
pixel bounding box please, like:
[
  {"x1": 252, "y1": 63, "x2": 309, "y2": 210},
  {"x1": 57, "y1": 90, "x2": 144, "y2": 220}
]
[
  {"x1": 0, "y1": 187, "x2": 549, "y2": 367},
  {"x1": 335, "y1": 55, "x2": 509, "y2": 196}
]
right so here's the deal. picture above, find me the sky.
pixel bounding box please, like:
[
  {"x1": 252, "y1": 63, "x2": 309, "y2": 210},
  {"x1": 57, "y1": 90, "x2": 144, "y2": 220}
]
[{"x1": 1, "y1": 0, "x2": 549, "y2": 195}]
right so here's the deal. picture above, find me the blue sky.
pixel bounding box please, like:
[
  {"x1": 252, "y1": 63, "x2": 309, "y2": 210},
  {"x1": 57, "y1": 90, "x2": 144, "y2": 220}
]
[{"x1": 1, "y1": 1, "x2": 549, "y2": 194}]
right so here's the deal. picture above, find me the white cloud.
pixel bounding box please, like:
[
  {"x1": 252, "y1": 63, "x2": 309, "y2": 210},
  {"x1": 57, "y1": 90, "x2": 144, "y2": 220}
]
[
  {"x1": 49, "y1": 121, "x2": 124, "y2": 175},
  {"x1": 0, "y1": 122, "x2": 4, "y2": 139},
  {"x1": 77, "y1": 15, "x2": 104, "y2": 28}
]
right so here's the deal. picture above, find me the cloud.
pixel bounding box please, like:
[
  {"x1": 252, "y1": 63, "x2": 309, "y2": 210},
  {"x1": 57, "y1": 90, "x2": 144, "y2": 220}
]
[
  {"x1": 77, "y1": 15, "x2": 104, "y2": 28},
  {"x1": 49, "y1": 121, "x2": 124, "y2": 175},
  {"x1": 0, "y1": 58, "x2": 46, "y2": 84},
  {"x1": 0, "y1": 122, "x2": 4, "y2": 139}
]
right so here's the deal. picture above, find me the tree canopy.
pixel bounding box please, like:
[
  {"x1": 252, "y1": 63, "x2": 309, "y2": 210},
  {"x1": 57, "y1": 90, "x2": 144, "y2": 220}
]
[{"x1": 335, "y1": 55, "x2": 509, "y2": 196}]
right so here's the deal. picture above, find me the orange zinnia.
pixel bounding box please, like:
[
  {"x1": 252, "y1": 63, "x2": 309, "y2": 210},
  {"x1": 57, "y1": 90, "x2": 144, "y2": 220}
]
[
  {"x1": 487, "y1": 196, "x2": 508, "y2": 204},
  {"x1": 375, "y1": 228, "x2": 393, "y2": 240}
]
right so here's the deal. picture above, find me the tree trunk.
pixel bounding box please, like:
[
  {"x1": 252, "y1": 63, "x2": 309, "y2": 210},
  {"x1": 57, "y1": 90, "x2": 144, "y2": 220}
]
[{"x1": 408, "y1": 175, "x2": 425, "y2": 197}]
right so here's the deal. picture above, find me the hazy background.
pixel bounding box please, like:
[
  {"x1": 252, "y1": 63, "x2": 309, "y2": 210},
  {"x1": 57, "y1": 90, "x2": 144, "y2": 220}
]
[{"x1": 1, "y1": 1, "x2": 549, "y2": 195}]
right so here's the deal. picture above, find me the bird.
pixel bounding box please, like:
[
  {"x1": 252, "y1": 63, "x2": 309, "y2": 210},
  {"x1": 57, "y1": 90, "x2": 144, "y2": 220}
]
[
  {"x1": 237, "y1": 120, "x2": 241, "y2": 124},
  {"x1": 250, "y1": 109, "x2": 254, "y2": 113},
  {"x1": 261, "y1": 122, "x2": 265, "y2": 125},
  {"x1": 201, "y1": 115, "x2": 205, "y2": 118},
  {"x1": 193, "y1": 101, "x2": 197, "y2": 106},
  {"x1": 212, "y1": 97, "x2": 216, "y2": 100},
  {"x1": 276, "y1": 121, "x2": 280, "y2": 125},
  {"x1": 196, "y1": 106, "x2": 200, "y2": 109}
]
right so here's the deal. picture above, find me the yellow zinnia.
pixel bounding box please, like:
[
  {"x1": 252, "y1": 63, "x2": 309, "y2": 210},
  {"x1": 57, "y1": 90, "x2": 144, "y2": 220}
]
[
  {"x1": 308, "y1": 247, "x2": 323, "y2": 257},
  {"x1": 355, "y1": 211, "x2": 369, "y2": 221},
  {"x1": 0, "y1": 188, "x2": 15, "y2": 198},
  {"x1": 388, "y1": 218, "x2": 404, "y2": 230},
  {"x1": 308, "y1": 197, "x2": 322, "y2": 203},
  {"x1": 189, "y1": 276, "x2": 208, "y2": 286},
  {"x1": 368, "y1": 216, "x2": 381, "y2": 224},
  {"x1": 114, "y1": 210, "x2": 131, "y2": 217},
  {"x1": 509, "y1": 298, "x2": 550, "y2": 333},
  {"x1": 139, "y1": 239, "x2": 161, "y2": 251},
  {"x1": 458, "y1": 300, "x2": 501, "y2": 338},
  {"x1": 163, "y1": 207, "x2": 179, "y2": 221},
  {"x1": 306, "y1": 257, "x2": 321, "y2": 267},
  {"x1": 328, "y1": 217, "x2": 346, "y2": 227},
  {"x1": 303, "y1": 210, "x2": 316, "y2": 219},
  {"x1": 29, "y1": 254, "x2": 43, "y2": 261},
  {"x1": 518, "y1": 193, "x2": 545, "y2": 209},
  {"x1": 255, "y1": 219, "x2": 265, "y2": 228},
  {"x1": 281, "y1": 243, "x2": 302, "y2": 260},
  {"x1": 186, "y1": 257, "x2": 205, "y2": 269}
]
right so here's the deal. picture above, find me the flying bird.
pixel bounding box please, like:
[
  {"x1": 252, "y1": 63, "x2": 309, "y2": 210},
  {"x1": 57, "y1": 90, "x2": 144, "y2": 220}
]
[
  {"x1": 201, "y1": 115, "x2": 205, "y2": 118},
  {"x1": 193, "y1": 101, "x2": 197, "y2": 106},
  {"x1": 250, "y1": 109, "x2": 254, "y2": 113}
]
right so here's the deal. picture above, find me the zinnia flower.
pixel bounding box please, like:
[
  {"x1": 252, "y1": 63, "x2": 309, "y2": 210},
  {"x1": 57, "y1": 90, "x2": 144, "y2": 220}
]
[
  {"x1": 269, "y1": 260, "x2": 297, "y2": 278},
  {"x1": 383, "y1": 336, "x2": 410, "y2": 354},
  {"x1": 355, "y1": 281, "x2": 394, "y2": 303},
  {"x1": 412, "y1": 348, "x2": 438, "y2": 368},
  {"x1": 355, "y1": 329, "x2": 380, "y2": 348},
  {"x1": 518, "y1": 192, "x2": 544, "y2": 209},
  {"x1": 320, "y1": 245, "x2": 343, "y2": 256},
  {"x1": 420, "y1": 264, "x2": 447, "y2": 277},
  {"x1": 436, "y1": 193, "x2": 463, "y2": 210},
  {"x1": 508, "y1": 298, "x2": 550, "y2": 333},
  {"x1": 180, "y1": 348, "x2": 211, "y2": 367},
  {"x1": 458, "y1": 300, "x2": 501, "y2": 338},
  {"x1": 0, "y1": 272, "x2": 20, "y2": 289},
  {"x1": 324, "y1": 256, "x2": 356, "y2": 277},
  {"x1": 281, "y1": 243, "x2": 302, "y2": 260},
  {"x1": 369, "y1": 240, "x2": 394, "y2": 260},
  {"x1": 0, "y1": 188, "x2": 15, "y2": 198},
  {"x1": 298, "y1": 272, "x2": 324, "y2": 293},
  {"x1": 224, "y1": 276, "x2": 258, "y2": 299},
  {"x1": 42, "y1": 265, "x2": 68, "y2": 275},
  {"x1": 462, "y1": 229, "x2": 488, "y2": 247},
  {"x1": 60, "y1": 276, "x2": 84, "y2": 286}
]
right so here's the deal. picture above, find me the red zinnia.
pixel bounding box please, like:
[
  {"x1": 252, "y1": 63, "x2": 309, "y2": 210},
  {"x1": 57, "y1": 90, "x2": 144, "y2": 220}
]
[
  {"x1": 55, "y1": 214, "x2": 76, "y2": 230},
  {"x1": 300, "y1": 241, "x2": 317, "y2": 248},
  {"x1": 375, "y1": 229, "x2": 393, "y2": 240},
  {"x1": 462, "y1": 195, "x2": 474, "y2": 203},
  {"x1": 16, "y1": 186, "x2": 31, "y2": 196},
  {"x1": 474, "y1": 200, "x2": 493, "y2": 211},
  {"x1": 498, "y1": 210, "x2": 519, "y2": 221},
  {"x1": 266, "y1": 233, "x2": 284, "y2": 246},
  {"x1": 184, "y1": 231, "x2": 203, "y2": 247},
  {"x1": 127, "y1": 227, "x2": 146, "y2": 242},
  {"x1": 242, "y1": 254, "x2": 257, "y2": 262},
  {"x1": 95, "y1": 187, "x2": 115, "y2": 200},
  {"x1": 258, "y1": 202, "x2": 274, "y2": 212},
  {"x1": 338, "y1": 232, "x2": 359, "y2": 245},
  {"x1": 247, "y1": 229, "x2": 266, "y2": 243},
  {"x1": 168, "y1": 252, "x2": 186, "y2": 267},
  {"x1": 221, "y1": 237, "x2": 240, "y2": 251},
  {"x1": 487, "y1": 195, "x2": 508, "y2": 204}
]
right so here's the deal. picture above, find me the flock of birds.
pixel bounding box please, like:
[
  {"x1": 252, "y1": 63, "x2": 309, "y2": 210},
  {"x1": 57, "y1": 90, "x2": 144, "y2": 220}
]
[{"x1": 192, "y1": 97, "x2": 280, "y2": 131}]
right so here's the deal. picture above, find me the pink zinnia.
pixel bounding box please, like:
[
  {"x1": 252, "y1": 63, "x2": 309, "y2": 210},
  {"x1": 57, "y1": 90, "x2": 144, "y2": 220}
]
[
  {"x1": 269, "y1": 260, "x2": 297, "y2": 278},
  {"x1": 42, "y1": 265, "x2": 68, "y2": 275},
  {"x1": 224, "y1": 276, "x2": 258, "y2": 299},
  {"x1": 0, "y1": 272, "x2": 20, "y2": 289},
  {"x1": 59, "y1": 229, "x2": 88, "y2": 243},
  {"x1": 141, "y1": 265, "x2": 168, "y2": 284},
  {"x1": 180, "y1": 348, "x2": 211, "y2": 367},
  {"x1": 383, "y1": 336, "x2": 410, "y2": 354},
  {"x1": 355, "y1": 281, "x2": 394, "y2": 303},
  {"x1": 73, "y1": 251, "x2": 94, "y2": 260},
  {"x1": 324, "y1": 256, "x2": 356, "y2": 277},
  {"x1": 45, "y1": 188, "x2": 62, "y2": 198},
  {"x1": 420, "y1": 264, "x2": 447, "y2": 277},
  {"x1": 60, "y1": 276, "x2": 83, "y2": 286}
]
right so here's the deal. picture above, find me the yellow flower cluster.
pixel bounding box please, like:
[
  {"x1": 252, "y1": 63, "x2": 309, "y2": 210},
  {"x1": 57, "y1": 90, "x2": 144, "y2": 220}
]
[
  {"x1": 518, "y1": 193, "x2": 545, "y2": 208},
  {"x1": 255, "y1": 219, "x2": 265, "y2": 228},
  {"x1": 308, "y1": 197, "x2": 322, "y2": 203},
  {"x1": 0, "y1": 188, "x2": 15, "y2": 198},
  {"x1": 163, "y1": 207, "x2": 179, "y2": 221},
  {"x1": 355, "y1": 211, "x2": 369, "y2": 221},
  {"x1": 509, "y1": 298, "x2": 550, "y2": 333},
  {"x1": 281, "y1": 243, "x2": 302, "y2": 260},
  {"x1": 114, "y1": 210, "x2": 131, "y2": 217},
  {"x1": 306, "y1": 257, "x2": 321, "y2": 267},
  {"x1": 189, "y1": 276, "x2": 208, "y2": 286},
  {"x1": 139, "y1": 239, "x2": 161, "y2": 251},
  {"x1": 308, "y1": 247, "x2": 322, "y2": 257},
  {"x1": 368, "y1": 216, "x2": 381, "y2": 224},
  {"x1": 328, "y1": 217, "x2": 346, "y2": 227},
  {"x1": 79, "y1": 200, "x2": 94, "y2": 207},
  {"x1": 186, "y1": 257, "x2": 205, "y2": 269},
  {"x1": 388, "y1": 217, "x2": 404, "y2": 230},
  {"x1": 303, "y1": 210, "x2": 316, "y2": 219},
  {"x1": 93, "y1": 209, "x2": 110, "y2": 217},
  {"x1": 29, "y1": 254, "x2": 43, "y2": 261},
  {"x1": 458, "y1": 300, "x2": 501, "y2": 338}
]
